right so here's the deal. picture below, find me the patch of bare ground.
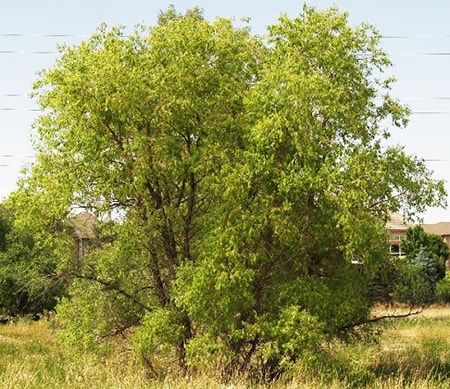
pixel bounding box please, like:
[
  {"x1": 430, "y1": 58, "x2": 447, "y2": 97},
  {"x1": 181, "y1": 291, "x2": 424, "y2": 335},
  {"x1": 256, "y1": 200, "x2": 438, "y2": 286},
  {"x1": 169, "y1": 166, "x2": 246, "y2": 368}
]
[{"x1": 371, "y1": 304, "x2": 450, "y2": 320}]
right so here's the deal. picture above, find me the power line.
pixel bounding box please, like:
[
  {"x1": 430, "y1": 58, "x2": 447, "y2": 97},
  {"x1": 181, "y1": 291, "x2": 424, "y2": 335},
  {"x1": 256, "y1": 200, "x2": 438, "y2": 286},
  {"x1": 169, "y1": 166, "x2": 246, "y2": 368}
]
[
  {"x1": 412, "y1": 111, "x2": 450, "y2": 115},
  {"x1": 0, "y1": 108, "x2": 40, "y2": 111},
  {"x1": 2, "y1": 32, "x2": 448, "y2": 39},
  {"x1": 3, "y1": 93, "x2": 450, "y2": 101},
  {"x1": 3, "y1": 49, "x2": 450, "y2": 56},
  {"x1": 0, "y1": 50, "x2": 55, "y2": 54},
  {"x1": 0, "y1": 154, "x2": 34, "y2": 158},
  {"x1": 0, "y1": 33, "x2": 81, "y2": 37},
  {"x1": 7, "y1": 105, "x2": 450, "y2": 113},
  {"x1": 0, "y1": 33, "x2": 449, "y2": 113},
  {"x1": 0, "y1": 32, "x2": 449, "y2": 55},
  {"x1": 382, "y1": 35, "x2": 450, "y2": 39},
  {"x1": 1, "y1": 106, "x2": 450, "y2": 114}
]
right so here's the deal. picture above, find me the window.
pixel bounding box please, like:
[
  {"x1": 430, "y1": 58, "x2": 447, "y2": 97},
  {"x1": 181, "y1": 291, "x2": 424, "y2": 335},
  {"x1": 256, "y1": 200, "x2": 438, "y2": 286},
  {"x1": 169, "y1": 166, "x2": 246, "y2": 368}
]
[
  {"x1": 389, "y1": 234, "x2": 406, "y2": 242},
  {"x1": 390, "y1": 244, "x2": 400, "y2": 254},
  {"x1": 389, "y1": 243, "x2": 405, "y2": 257}
]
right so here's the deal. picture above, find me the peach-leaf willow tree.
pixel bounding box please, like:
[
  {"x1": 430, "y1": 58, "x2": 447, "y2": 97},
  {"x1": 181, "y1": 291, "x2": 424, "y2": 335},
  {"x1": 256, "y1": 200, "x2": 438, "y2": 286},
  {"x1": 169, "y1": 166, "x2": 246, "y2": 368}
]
[{"x1": 10, "y1": 5, "x2": 445, "y2": 379}]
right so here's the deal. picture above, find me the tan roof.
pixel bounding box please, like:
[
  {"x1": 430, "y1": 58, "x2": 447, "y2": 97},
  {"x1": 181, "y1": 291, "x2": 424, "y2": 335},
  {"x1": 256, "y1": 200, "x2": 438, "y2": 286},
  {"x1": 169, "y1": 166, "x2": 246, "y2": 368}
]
[
  {"x1": 69, "y1": 212, "x2": 97, "y2": 240},
  {"x1": 423, "y1": 222, "x2": 450, "y2": 237},
  {"x1": 386, "y1": 213, "x2": 413, "y2": 231}
]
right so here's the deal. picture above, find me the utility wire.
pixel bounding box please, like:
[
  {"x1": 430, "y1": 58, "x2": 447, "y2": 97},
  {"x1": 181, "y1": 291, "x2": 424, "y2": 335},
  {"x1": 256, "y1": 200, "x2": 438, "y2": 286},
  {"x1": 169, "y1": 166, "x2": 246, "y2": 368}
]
[
  {"x1": 0, "y1": 33, "x2": 79, "y2": 37},
  {"x1": 2, "y1": 33, "x2": 449, "y2": 38},
  {"x1": 3, "y1": 94, "x2": 450, "y2": 101},
  {"x1": 2, "y1": 50, "x2": 450, "y2": 56},
  {"x1": 0, "y1": 32, "x2": 449, "y2": 54},
  {"x1": 3, "y1": 93, "x2": 450, "y2": 101},
  {"x1": 2, "y1": 108, "x2": 450, "y2": 114},
  {"x1": 0, "y1": 108, "x2": 40, "y2": 111},
  {"x1": 1, "y1": 35, "x2": 449, "y2": 119}
]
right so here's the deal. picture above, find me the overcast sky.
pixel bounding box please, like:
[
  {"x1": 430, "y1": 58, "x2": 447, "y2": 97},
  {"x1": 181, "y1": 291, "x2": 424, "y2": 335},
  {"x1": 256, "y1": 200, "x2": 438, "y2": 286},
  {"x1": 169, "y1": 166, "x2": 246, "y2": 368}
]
[{"x1": 1, "y1": 1, "x2": 450, "y2": 223}]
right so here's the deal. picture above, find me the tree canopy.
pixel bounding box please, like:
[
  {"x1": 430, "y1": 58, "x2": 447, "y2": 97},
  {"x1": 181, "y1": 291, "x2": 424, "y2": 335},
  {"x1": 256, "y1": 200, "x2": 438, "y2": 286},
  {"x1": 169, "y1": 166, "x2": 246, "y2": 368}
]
[
  {"x1": 401, "y1": 225, "x2": 449, "y2": 296},
  {"x1": 8, "y1": 5, "x2": 446, "y2": 378},
  {"x1": 0, "y1": 205, "x2": 68, "y2": 315}
]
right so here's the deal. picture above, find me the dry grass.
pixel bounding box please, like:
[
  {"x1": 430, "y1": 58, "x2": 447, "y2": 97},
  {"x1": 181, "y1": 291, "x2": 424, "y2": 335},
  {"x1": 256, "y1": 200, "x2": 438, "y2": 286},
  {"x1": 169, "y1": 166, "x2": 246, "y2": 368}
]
[
  {"x1": 0, "y1": 308, "x2": 449, "y2": 388},
  {"x1": 371, "y1": 303, "x2": 450, "y2": 319},
  {"x1": 364, "y1": 306, "x2": 450, "y2": 388},
  {"x1": 0, "y1": 319, "x2": 148, "y2": 389}
]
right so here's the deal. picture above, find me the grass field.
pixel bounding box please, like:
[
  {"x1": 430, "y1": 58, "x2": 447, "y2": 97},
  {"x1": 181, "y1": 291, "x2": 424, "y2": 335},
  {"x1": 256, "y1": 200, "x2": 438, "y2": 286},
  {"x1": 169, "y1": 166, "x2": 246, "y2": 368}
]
[{"x1": 0, "y1": 307, "x2": 449, "y2": 388}]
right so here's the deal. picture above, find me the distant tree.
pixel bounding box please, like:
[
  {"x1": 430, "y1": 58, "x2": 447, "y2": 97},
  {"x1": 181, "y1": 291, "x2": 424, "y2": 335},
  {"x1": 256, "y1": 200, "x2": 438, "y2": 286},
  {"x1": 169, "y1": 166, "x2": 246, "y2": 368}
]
[
  {"x1": 392, "y1": 255, "x2": 433, "y2": 305},
  {"x1": 402, "y1": 226, "x2": 429, "y2": 257},
  {"x1": 424, "y1": 233, "x2": 449, "y2": 280},
  {"x1": 402, "y1": 225, "x2": 449, "y2": 290},
  {"x1": 436, "y1": 272, "x2": 450, "y2": 303},
  {"x1": 0, "y1": 206, "x2": 11, "y2": 253},
  {"x1": 0, "y1": 203, "x2": 69, "y2": 315},
  {"x1": 9, "y1": 5, "x2": 446, "y2": 379},
  {"x1": 366, "y1": 256, "x2": 399, "y2": 304},
  {"x1": 414, "y1": 247, "x2": 439, "y2": 293},
  {"x1": 391, "y1": 225, "x2": 450, "y2": 304}
]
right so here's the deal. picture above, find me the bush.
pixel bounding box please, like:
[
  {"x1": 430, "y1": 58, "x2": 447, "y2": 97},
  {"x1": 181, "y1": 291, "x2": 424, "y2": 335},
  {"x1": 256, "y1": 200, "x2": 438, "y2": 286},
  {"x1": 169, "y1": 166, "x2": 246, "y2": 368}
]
[
  {"x1": 436, "y1": 273, "x2": 450, "y2": 304},
  {"x1": 392, "y1": 258, "x2": 433, "y2": 305},
  {"x1": 0, "y1": 209, "x2": 69, "y2": 316}
]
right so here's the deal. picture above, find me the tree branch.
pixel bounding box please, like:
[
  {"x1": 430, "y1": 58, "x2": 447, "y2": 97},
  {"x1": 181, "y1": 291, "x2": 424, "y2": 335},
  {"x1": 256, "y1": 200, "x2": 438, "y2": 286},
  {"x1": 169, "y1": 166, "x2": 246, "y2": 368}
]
[
  {"x1": 339, "y1": 308, "x2": 424, "y2": 332},
  {"x1": 70, "y1": 272, "x2": 153, "y2": 312}
]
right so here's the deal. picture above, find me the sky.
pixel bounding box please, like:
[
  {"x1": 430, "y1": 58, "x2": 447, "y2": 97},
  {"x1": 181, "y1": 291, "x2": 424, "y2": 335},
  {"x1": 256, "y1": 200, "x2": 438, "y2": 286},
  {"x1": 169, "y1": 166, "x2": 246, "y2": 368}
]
[{"x1": 1, "y1": 1, "x2": 450, "y2": 223}]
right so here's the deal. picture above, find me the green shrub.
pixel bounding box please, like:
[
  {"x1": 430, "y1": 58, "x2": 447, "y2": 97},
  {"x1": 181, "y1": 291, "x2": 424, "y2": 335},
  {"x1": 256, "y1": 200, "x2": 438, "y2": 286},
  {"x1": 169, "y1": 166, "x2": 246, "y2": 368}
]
[
  {"x1": 131, "y1": 307, "x2": 186, "y2": 375},
  {"x1": 392, "y1": 258, "x2": 433, "y2": 305},
  {"x1": 436, "y1": 273, "x2": 450, "y2": 304}
]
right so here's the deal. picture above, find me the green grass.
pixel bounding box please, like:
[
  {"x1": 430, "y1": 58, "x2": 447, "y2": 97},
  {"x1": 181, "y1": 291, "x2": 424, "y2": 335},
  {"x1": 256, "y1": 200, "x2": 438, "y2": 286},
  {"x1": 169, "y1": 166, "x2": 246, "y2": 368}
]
[{"x1": 0, "y1": 309, "x2": 449, "y2": 388}]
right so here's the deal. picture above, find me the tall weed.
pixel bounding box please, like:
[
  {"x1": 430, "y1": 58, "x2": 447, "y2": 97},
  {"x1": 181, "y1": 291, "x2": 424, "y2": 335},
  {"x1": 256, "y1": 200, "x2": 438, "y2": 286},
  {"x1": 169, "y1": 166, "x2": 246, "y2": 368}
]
[{"x1": 0, "y1": 310, "x2": 450, "y2": 388}]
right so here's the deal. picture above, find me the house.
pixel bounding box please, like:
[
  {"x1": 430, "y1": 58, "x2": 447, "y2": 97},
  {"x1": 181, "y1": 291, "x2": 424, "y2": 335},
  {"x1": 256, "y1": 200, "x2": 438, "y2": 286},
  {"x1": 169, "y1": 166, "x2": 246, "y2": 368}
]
[
  {"x1": 386, "y1": 213, "x2": 412, "y2": 257},
  {"x1": 68, "y1": 212, "x2": 97, "y2": 264},
  {"x1": 422, "y1": 222, "x2": 450, "y2": 248},
  {"x1": 386, "y1": 214, "x2": 450, "y2": 268},
  {"x1": 422, "y1": 222, "x2": 450, "y2": 269}
]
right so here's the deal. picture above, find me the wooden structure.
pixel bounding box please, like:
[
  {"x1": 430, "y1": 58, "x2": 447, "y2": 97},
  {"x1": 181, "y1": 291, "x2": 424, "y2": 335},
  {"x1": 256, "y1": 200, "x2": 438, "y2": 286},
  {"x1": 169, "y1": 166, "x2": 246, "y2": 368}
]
[{"x1": 68, "y1": 212, "x2": 97, "y2": 264}]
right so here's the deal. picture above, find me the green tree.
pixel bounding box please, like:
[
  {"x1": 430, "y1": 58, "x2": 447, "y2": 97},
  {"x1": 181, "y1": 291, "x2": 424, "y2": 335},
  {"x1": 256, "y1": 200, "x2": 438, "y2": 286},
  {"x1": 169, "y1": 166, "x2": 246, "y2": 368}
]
[
  {"x1": 0, "y1": 204, "x2": 69, "y2": 315},
  {"x1": 175, "y1": 6, "x2": 445, "y2": 376},
  {"x1": 436, "y1": 272, "x2": 450, "y2": 303},
  {"x1": 426, "y1": 234, "x2": 450, "y2": 280},
  {"x1": 0, "y1": 205, "x2": 10, "y2": 252},
  {"x1": 10, "y1": 5, "x2": 446, "y2": 378},
  {"x1": 402, "y1": 226, "x2": 450, "y2": 282},
  {"x1": 403, "y1": 226, "x2": 450, "y2": 268},
  {"x1": 12, "y1": 5, "x2": 262, "y2": 369},
  {"x1": 401, "y1": 225, "x2": 449, "y2": 292},
  {"x1": 392, "y1": 255, "x2": 433, "y2": 305}
]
